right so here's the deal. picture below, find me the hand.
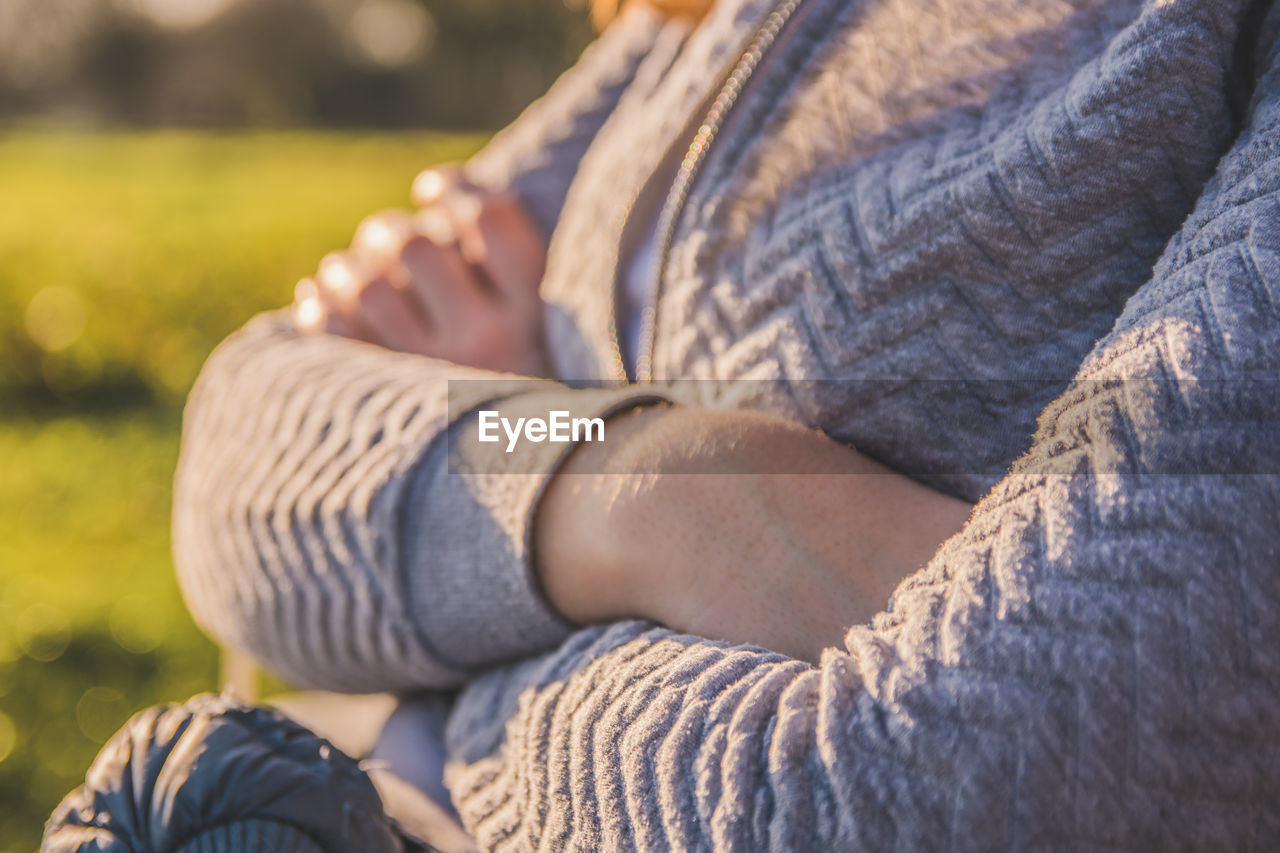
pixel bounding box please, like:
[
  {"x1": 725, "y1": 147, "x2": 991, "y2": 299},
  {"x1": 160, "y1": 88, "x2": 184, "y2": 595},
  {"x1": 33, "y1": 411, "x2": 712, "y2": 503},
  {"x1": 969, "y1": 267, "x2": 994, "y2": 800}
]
[
  {"x1": 534, "y1": 407, "x2": 974, "y2": 662},
  {"x1": 293, "y1": 167, "x2": 551, "y2": 376}
]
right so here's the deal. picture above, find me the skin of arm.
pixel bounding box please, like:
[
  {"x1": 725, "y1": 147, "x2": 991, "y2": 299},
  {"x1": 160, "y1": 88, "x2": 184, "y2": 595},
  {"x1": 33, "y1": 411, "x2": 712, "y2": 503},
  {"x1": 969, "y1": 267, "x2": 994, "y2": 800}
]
[{"x1": 534, "y1": 405, "x2": 974, "y2": 662}]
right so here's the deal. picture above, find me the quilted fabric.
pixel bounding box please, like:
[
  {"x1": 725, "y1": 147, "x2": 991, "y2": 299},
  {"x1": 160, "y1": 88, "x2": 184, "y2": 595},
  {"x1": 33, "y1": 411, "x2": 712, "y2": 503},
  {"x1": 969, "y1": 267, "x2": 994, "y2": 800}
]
[{"x1": 41, "y1": 694, "x2": 400, "y2": 853}]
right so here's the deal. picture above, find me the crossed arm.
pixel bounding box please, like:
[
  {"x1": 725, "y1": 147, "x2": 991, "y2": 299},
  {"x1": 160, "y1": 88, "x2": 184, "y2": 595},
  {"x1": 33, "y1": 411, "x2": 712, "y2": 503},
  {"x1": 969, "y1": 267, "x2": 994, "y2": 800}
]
[
  {"x1": 174, "y1": 43, "x2": 1280, "y2": 852},
  {"x1": 172, "y1": 2, "x2": 968, "y2": 690},
  {"x1": 172, "y1": 7, "x2": 1280, "y2": 848},
  {"x1": 281, "y1": 143, "x2": 972, "y2": 665},
  {"x1": 437, "y1": 81, "x2": 1280, "y2": 849}
]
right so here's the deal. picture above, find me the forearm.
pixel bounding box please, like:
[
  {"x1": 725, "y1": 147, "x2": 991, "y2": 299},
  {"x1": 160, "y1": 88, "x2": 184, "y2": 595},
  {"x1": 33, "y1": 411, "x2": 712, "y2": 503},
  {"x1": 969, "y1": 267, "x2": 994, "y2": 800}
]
[
  {"x1": 173, "y1": 311, "x2": 665, "y2": 690},
  {"x1": 534, "y1": 406, "x2": 972, "y2": 661}
]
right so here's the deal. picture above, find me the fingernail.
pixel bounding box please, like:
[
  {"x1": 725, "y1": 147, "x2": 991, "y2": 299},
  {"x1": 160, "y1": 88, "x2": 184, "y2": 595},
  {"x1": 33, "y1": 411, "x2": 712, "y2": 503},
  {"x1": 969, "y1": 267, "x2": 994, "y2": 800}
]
[
  {"x1": 413, "y1": 169, "x2": 449, "y2": 204},
  {"x1": 294, "y1": 295, "x2": 324, "y2": 330},
  {"x1": 358, "y1": 217, "x2": 408, "y2": 256},
  {"x1": 318, "y1": 254, "x2": 359, "y2": 298}
]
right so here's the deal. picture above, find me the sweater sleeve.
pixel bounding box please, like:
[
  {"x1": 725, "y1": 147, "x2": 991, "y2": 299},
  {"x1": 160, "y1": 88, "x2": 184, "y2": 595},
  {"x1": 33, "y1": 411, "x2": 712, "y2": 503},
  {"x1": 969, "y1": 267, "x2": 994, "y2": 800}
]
[
  {"x1": 172, "y1": 315, "x2": 667, "y2": 692},
  {"x1": 462, "y1": 5, "x2": 672, "y2": 238},
  {"x1": 440, "y1": 59, "x2": 1280, "y2": 851},
  {"x1": 172, "y1": 9, "x2": 677, "y2": 693}
]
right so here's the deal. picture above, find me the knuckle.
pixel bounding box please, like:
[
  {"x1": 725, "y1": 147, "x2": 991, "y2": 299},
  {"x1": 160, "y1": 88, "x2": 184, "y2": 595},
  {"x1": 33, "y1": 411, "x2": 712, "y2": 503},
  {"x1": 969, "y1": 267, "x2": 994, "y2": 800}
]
[
  {"x1": 355, "y1": 209, "x2": 412, "y2": 254},
  {"x1": 411, "y1": 206, "x2": 456, "y2": 245},
  {"x1": 317, "y1": 255, "x2": 376, "y2": 302},
  {"x1": 317, "y1": 251, "x2": 346, "y2": 274}
]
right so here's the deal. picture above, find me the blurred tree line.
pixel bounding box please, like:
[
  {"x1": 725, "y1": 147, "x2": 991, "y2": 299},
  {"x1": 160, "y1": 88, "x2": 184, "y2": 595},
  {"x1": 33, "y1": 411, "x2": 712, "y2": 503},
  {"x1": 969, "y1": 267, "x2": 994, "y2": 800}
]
[{"x1": 0, "y1": 0, "x2": 596, "y2": 130}]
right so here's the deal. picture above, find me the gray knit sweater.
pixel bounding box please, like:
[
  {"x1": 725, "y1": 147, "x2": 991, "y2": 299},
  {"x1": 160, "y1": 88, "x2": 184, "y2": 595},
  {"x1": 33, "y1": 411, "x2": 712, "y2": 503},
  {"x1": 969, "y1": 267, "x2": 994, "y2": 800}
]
[{"x1": 173, "y1": 0, "x2": 1280, "y2": 848}]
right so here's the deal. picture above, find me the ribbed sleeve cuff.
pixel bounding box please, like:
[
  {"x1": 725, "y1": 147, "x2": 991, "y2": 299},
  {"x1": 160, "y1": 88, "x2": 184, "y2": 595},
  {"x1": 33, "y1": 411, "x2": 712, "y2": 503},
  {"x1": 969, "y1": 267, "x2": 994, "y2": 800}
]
[{"x1": 401, "y1": 385, "x2": 671, "y2": 671}]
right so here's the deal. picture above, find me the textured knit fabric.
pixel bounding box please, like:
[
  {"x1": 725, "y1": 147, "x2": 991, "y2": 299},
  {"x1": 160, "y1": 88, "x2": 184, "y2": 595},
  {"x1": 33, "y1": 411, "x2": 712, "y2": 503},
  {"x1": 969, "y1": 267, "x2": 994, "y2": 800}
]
[
  {"x1": 41, "y1": 694, "x2": 401, "y2": 853},
  {"x1": 174, "y1": 331, "x2": 666, "y2": 688},
  {"x1": 170, "y1": 0, "x2": 1280, "y2": 848},
  {"x1": 462, "y1": 5, "x2": 673, "y2": 238},
  {"x1": 443, "y1": 88, "x2": 1280, "y2": 847}
]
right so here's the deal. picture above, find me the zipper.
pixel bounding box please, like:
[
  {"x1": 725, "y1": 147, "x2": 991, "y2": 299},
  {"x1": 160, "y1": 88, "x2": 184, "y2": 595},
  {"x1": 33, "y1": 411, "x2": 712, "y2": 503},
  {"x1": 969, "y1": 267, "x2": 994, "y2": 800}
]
[{"x1": 608, "y1": 0, "x2": 807, "y2": 383}]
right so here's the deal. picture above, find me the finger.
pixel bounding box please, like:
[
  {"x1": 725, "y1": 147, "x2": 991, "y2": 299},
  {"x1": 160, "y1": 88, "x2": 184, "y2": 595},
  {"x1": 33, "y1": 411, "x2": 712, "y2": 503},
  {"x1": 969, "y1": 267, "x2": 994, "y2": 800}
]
[
  {"x1": 315, "y1": 251, "x2": 370, "y2": 311},
  {"x1": 294, "y1": 278, "x2": 324, "y2": 329},
  {"x1": 352, "y1": 208, "x2": 450, "y2": 332},
  {"x1": 398, "y1": 234, "x2": 491, "y2": 333},
  {"x1": 293, "y1": 277, "x2": 361, "y2": 339},
  {"x1": 314, "y1": 251, "x2": 438, "y2": 353},
  {"x1": 293, "y1": 278, "x2": 326, "y2": 331},
  {"x1": 353, "y1": 208, "x2": 467, "y2": 338},
  {"x1": 352, "y1": 209, "x2": 418, "y2": 265},
  {"x1": 441, "y1": 191, "x2": 547, "y2": 305},
  {"x1": 411, "y1": 205, "x2": 457, "y2": 247},
  {"x1": 313, "y1": 251, "x2": 385, "y2": 342},
  {"x1": 347, "y1": 274, "x2": 437, "y2": 355},
  {"x1": 410, "y1": 165, "x2": 468, "y2": 208}
]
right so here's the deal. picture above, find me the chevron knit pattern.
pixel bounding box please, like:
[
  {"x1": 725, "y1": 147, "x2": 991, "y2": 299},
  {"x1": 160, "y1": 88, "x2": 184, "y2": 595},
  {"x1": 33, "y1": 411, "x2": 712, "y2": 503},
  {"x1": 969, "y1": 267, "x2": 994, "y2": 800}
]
[
  {"x1": 443, "y1": 36, "x2": 1280, "y2": 847},
  {"x1": 169, "y1": 0, "x2": 1280, "y2": 847}
]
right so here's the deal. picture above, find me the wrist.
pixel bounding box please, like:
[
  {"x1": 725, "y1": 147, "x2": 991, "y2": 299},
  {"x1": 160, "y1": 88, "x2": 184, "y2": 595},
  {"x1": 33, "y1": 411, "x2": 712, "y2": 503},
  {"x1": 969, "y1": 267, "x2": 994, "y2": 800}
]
[
  {"x1": 534, "y1": 407, "x2": 852, "y2": 625},
  {"x1": 532, "y1": 404, "x2": 674, "y2": 625}
]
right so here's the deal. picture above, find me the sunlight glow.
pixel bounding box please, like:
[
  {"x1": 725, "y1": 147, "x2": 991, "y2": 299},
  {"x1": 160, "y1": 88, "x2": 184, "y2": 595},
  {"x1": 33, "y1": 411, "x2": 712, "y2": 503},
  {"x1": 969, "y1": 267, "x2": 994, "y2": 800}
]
[
  {"x1": 25, "y1": 286, "x2": 87, "y2": 353},
  {"x1": 348, "y1": 0, "x2": 434, "y2": 69},
  {"x1": 122, "y1": 0, "x2": 240, "y2": 30}
]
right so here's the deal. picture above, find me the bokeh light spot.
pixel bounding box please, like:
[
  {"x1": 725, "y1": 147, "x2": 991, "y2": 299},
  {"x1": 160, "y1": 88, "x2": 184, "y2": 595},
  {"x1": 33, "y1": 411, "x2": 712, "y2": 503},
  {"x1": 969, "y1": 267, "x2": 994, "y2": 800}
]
[
  {"x1": 76, "y1": 686, "x2": 129, "y2": 745},
  {"x1": 16, "y1": 604, "x2": 72, "y2": 663},
  {"x1": 110, "y1": 595, "x2": 165, "y2": 655},
  {"x1": 0, "y1": 711, "x2": 16, "y2": 764},
  {"x1": 0, "y1": 624, "x2": 17, "y2": 665},
  {"x1": 25, "y1": 285, "x2": 87, "y2": 352},
  {"x1": 121, "y1": 0, "x2": 240, "y2": 30},
  {"x1": 348, "y1": 0, "x2": 433, "y2": 69}
]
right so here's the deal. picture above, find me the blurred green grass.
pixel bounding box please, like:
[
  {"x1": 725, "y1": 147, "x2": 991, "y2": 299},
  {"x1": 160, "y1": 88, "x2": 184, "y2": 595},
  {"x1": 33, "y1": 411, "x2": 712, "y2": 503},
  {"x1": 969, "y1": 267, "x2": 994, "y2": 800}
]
[{"x1": 0, "y1": 129, "x2": 485, "y2": 852}]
